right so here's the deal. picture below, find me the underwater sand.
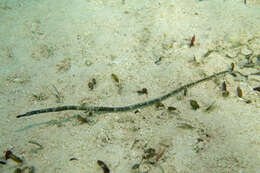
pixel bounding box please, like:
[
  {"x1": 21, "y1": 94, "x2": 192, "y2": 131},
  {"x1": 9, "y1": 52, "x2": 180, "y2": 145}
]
[{"x1": 0, "y1": 0, "x2": 259, "y2": 172}]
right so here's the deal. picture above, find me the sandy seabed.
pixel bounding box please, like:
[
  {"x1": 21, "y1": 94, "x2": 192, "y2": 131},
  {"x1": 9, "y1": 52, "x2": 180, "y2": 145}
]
[{"x1": 0, "y1": 0, "x2": 259, "y2": 172}]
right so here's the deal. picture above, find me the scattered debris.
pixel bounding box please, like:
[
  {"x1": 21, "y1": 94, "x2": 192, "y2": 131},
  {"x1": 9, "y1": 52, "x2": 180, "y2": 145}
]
[
  {"x1": 2, "y1": 149, "x2": 36, "y2": 172},
  {"x1": 13, "y1": 168, "x2": 22, "y2": 173},
  {"x1": 134, "y1": 109, "x2": 140, "y2": 114},
  {"x1": 154, "y1": 56, "x2": 163, "y2": 65},
  {"x1": 155, "y1": 102, "x2": 165, "y2": 109},
  {"x1": 56, "y1": 58, "x2": 71, "y2": 73},
  {"x1": 88, "y1": 78, "x2": 97, "y2": 90},
  {"x1": 50, "y1": 85, "x2": 64, "y2": 103},
  {"x1": 253, "y1": 86, "x2": 260, "y2": 92},
  {"x1": 245, "y1": 100, "x2": 252, "y2": 104},
  {"x1": 4, "y1": 150, "x2": 23, "y2": 164},
  {"x1": 204, "y1": 101, "x2": 216, "y2": 113},
  {"x1": 6, "y1": 73, "x2": 30, "y2": 85},
  {"x1": 184, "y1": 87, "x2": 188, "y2": 96},
  {"x1": 167, "y1": 106, "x2": 177, "y2": 111},
  {"x1": 31, "y1": 92, "x2": 48, "y2": 102},
  {"x1": 250, "y1": 72, "x2": 260, "y2": 76},
  {"x1": 189, "y1": 35, "x2": 196, "y2": 47},
  {"x1": 111, "y1": 73, "x2": 123, "y2": 93},
  {"x1": 155, "y1": 148, "x2": 166, "y2": 162},
  {"x1": 193, "y1": 128, "x2": 211, "y2": 153},
  {"x1": 97, "y1": 160, "x2": 110, "y2": 173},
  {"x1": 222, "y1": 81, "x2": 229, "y2": 97},
  {"x1": 137, "y1": 88, "x2": 148, "y2": 95},
  {"x1": 131, "y1": 163, "x2": 140, "y2": 170},
  {"x1": 28, "y1": 140, "x2": 43, "y2": 153},
  {"x1": 0, "y1": 160, "x2": 6, "y2": 165},
  {"x1": 237, "y1": 87, "x2": 243, "y2": 98},
  {"x1": 22, "y1": 166, "x2": 35, "y2": 173},
  {"x1": 132, "y1": 145, "x2": 167, "y2": 173},
  {"x1": 177, "y1": 123, "x2": 194, "y2": 130},
  {"x1": 76, "y1": 113, "x2": 94, "y2": 124},
  {"x1": 69, "y1": 158, "x2": 79, "y2": 161},
  {"x1": 203, "y1": 50, "x2": 214, "y2": 58},
  {"x1": 142, "y1": 148, "x2": 156, "y2": 160},
  {"x1": 111, "y1": 73, "x2": 119, "y2": 83},
  {"x1": 30, "y1": 44, "x2": 54, "y2": 60},
  {"x1": 231, "y1": 62, "x2": 235, "y2": 71},
  {"x1": 190, "y1": 100, "x2": 200, "y2": 110}
]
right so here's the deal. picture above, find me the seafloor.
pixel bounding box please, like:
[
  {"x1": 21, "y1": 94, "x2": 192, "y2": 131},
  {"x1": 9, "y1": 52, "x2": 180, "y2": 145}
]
[{"x1": 0, "y1": 0, "x2": 259, "y2": 172}]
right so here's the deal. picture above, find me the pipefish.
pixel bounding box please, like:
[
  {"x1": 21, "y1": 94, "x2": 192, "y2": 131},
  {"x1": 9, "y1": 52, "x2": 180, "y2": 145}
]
[{"x1": 17, "y1": 69, "x2": 232, "y2": 118}]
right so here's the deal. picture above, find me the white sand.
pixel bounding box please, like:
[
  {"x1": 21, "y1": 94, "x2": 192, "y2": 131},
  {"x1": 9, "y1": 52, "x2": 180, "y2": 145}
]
[{"x1": 0, "y1": 0, "x2": 259, "y2": 172}]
